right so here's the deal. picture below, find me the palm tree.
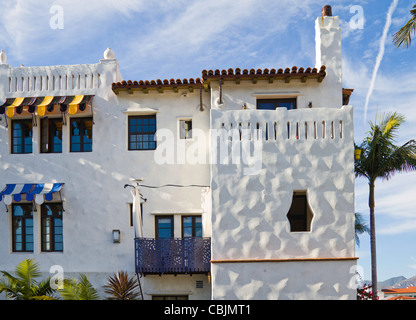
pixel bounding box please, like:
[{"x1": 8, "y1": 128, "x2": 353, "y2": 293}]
[
  {"x1": 393, "y1": 4, "x2": 416, "y2": 48},
  {"x1": 355, "y1": 112, "x2": 416, "y2": 299},
  {"x1": 355, "y1": 212, "x2": 370, "y2": 247},
  {"x1": 0, "y1": 259, "x2": 56, "y2": 300},
  {"x1": 103, "y1": 271, "x2": 142, "y2": 300},
  {"x1": 58, "y1": 273, "x2": 99, "y2": 300}
]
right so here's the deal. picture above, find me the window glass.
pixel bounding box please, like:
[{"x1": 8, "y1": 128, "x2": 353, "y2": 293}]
[
  {"x1": 128, "y1": 115, "x2": 156, "y2": 150},
  {"x1": 41, "y1": 203, "x2": 63, "y2": 252},
  {"x1": 12, "y1": 120, "x2": 33, "y2": 154},
  {"x1": 41, "y1": 118, "x2": 63, "y2": 153},
  {"x1": 182, "y1": 216, "x2": 202, "y2": 238},
  {"x1": 70, "y1": 118, "x2": 93, "y2": 152},
  {"x1": 156, "y1": 216, "x2": 173, "y2": 238},
  {"x1": 257, "y1": 98, "x2": 297, "y2": 110},
  {"x1": 12, "y1": 204, "x2": 33, "y2": 252}
]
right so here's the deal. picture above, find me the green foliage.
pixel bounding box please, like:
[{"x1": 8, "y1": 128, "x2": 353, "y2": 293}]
[
  {"x1": 355, "y1": 112, "x2": 416, "y2": 182},
  {"x1": 103, "y1": 271, "x2": 141, "y2": 300},
  {"x1": 393, "y1": 4, "x2": 416, "y2": 48},
  {"x1": 355, "y1": 212, "x2": 370, "y2": 247},
  {"x1": 58, "y1": 273, "x2": 100, "y2": 300},
  {"x1": 0, "y1": 259, "x2": 57, "y2": 300},
  {"x1": 355, "y1": 112, "x2": 416, "y2": 299}
]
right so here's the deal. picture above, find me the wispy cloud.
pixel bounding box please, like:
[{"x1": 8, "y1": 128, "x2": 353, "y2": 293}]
[{"x1": 363, "y1": 0, "x2": 398, "y2": 123}]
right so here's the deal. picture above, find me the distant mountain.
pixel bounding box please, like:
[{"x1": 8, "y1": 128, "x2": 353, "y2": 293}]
[
  {"x1": 392, "y1": 275, "x2": 416, "y2": 289},
  {"x1": 380, "y1": 276, "x2": 407, "y2": 289},
  {"x1": 364, "y1": 276, "x2": 409, "y2": 289}
]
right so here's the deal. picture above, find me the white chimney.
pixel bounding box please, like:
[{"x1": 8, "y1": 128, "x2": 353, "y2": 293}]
[
  {"x1": 315, "y1": 5, "x2": 343, "y2": 107},
  {"x1": 0, "y1": 50, "x2": 7, "y2": 64}
]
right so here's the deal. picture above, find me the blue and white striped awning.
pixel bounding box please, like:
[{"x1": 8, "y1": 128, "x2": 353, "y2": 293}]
[{"x1": 0, "y1": 183, "x2": 64, "y2": 205}]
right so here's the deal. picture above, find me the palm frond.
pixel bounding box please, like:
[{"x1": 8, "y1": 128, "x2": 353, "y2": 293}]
[
  {"x1": 0, "y1": 259, "x2": 56, "y2": 300},
  {"x1": 355, "y1": 212, "x2": 370, "y2": 247},
  {"x1": 379, "y1": 112, "x2": 405, "y2": 141},
  {"x1": 103, "y1": 271, "x2": 140, "y2": 300},
  {"x1": 393, "y1": 4, "x2": 416, "y2": 48},
  {"x1": 58, "y1": 274, "x2": 99, "y2": 300},
  {"x1": 383, "y1": 139, "x2": 416, "y2": 179}
]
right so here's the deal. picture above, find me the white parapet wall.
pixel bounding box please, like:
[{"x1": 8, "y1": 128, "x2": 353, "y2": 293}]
[{"x1": 210, "y1": 106, "x2": 357, "y2": 299}]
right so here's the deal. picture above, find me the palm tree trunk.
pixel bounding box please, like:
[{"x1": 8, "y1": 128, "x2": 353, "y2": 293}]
[{"x1": 369, "y1": 180, "x2": 377, "y2": 299}]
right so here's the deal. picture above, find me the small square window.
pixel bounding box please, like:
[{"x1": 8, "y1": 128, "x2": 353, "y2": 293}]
[{"x1": 179, "y1": 119, "x2": 192, "y2": 139}]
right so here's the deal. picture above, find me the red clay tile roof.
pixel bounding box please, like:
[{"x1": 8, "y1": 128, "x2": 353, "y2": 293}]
[
  {"x1": 112, "y1": 65, "x2": 327, "y2": 94},
  {"x1": 202, "y1": 65, "x2": 326, "y2": 82},
  {"x1": 112, "y1": 78, "x2": 203, "y2": 94},
  {"x1": 387, "y1": 295, "x2": 416, "y2": 300},
  {"x1": 383, "y1": 287, "x2": 416, "y2": 294}
]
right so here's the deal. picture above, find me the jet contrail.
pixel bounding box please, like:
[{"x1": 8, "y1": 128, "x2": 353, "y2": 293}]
[{"x1": 363, "y1": 0, "x2": 399, "y2": 123}]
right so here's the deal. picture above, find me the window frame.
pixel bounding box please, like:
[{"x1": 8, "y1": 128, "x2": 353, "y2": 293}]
[
  {"x1": 11, "y1": 119, "x2": 33, "y2": 154},
  {"x1": 128, "y1": 115, "x2": 157, "y2": 151},
  {"x1": 11, "y1": 203, "x2": 34, "y2": 252},
  {"x1": 179, "y1": 119, "x2": 193, "y2": 140},
  {"x1": 41, "y1": 203, "x2": 64, "y2": 252},
  {"x1": 40, "y1": 117, "x2": 63, "y2": 153},
  {"x1": 182, "y1": 215, "x2": 202, "y2": 238},
  {"x1": 256, "y1": 98, "x2": 297, "y2": 110},
  {"x1": 69, "y1": 117, "x2": 93, "y2": 152},
  {"x1": 155, "y1": 215, "x2": 174, "y2": 239}
]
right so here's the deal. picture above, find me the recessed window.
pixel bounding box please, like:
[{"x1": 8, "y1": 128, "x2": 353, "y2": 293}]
[
  {"x1": 257, "y1": 98, "x2": 297, "y2": 110},
  {"x1": 41, "y1": 118, "x2": 63, "y2": 153},
  {"x1": 70, "y1": 117, "x2": 93, "y2": 152},
  {"x1": 182, "y1": 215, "x2": 202, "y2": 238},
  {"x1": 41, "y1": 203, "x2": 63, "y2": 252},
  {"x1": 287, "y1": 191, "x2": 313, "y2": 232},
  {"x1": 12, "y1": 204, "x2": 33, "y2": 252},
  {"x1": 11, "y1": 119, "x2": 33, "y2": 154},
  {"x1": 155, "y1": 215, "x2": 174, "y2": 239},
  {"x1": 128, "y1": 115, "x2": 156, "y2": 150},
  {"x1": 179, "y1": 119, "x2": 192, "y2": 139}
]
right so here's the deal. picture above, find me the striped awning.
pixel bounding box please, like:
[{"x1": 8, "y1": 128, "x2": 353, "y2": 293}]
[
  {"x1": 0, "y1": 183, "x2": 64, "y2": 205},
  {"x1": 0, "y1": 95, "x2": 93, "y2": 118}
]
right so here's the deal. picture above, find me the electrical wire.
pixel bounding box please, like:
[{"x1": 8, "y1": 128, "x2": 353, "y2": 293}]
[{"x1": 140, "y1": 184, "x2": 209, "y2": 189}]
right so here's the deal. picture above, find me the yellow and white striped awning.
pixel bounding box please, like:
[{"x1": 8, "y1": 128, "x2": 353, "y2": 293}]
[{"x1": 0, "y1": 95, "x2": 93, "y2": 118}]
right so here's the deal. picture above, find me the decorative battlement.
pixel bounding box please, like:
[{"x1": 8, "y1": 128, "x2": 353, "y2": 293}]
[
  {"x1": 0, "y1": 48, "x2": 122, "y2": 99},
  {"x1": 4, "y1": 64, "x2": 102, "y2": 96},
  {"x1": 211, "y1": 106, "x2": 352, "y2": 142}
]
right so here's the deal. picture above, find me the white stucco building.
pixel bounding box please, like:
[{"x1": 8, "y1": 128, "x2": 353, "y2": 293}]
[{"x1": 0, "y1": 6, "x2": 357, "y2": 300}]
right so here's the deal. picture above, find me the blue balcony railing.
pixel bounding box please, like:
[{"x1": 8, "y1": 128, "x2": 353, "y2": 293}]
[{"x1": 134, "y1": 237, "x2": 211, "y2": 275}]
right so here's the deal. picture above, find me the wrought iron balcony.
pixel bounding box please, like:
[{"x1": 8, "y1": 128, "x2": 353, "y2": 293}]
[{"x1": 135, "y1": 237, "x2": 211, "y2": 275}]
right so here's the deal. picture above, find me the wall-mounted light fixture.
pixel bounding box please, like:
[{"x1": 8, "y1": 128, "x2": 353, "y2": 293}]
[{"x1": 112, "y1": 229, "x2": 121, "y2": 243}]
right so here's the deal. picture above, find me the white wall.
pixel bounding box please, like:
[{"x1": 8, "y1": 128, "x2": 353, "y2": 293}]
[{"x1": 0, "y1": 58, "x2": 211, "y2": 299}]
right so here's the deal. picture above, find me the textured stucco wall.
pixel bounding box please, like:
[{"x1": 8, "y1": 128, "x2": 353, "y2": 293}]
[
  {"x1": 212, "y1": 260, "x2": 356, "y2": 300},
  {"x1": 210, "y1": 106, "x2": 356, "y2": 299}
]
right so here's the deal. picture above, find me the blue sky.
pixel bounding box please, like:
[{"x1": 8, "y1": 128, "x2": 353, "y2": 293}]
[{"x1": 1, "y1": 0, "x2": 415, "y2": 282}]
